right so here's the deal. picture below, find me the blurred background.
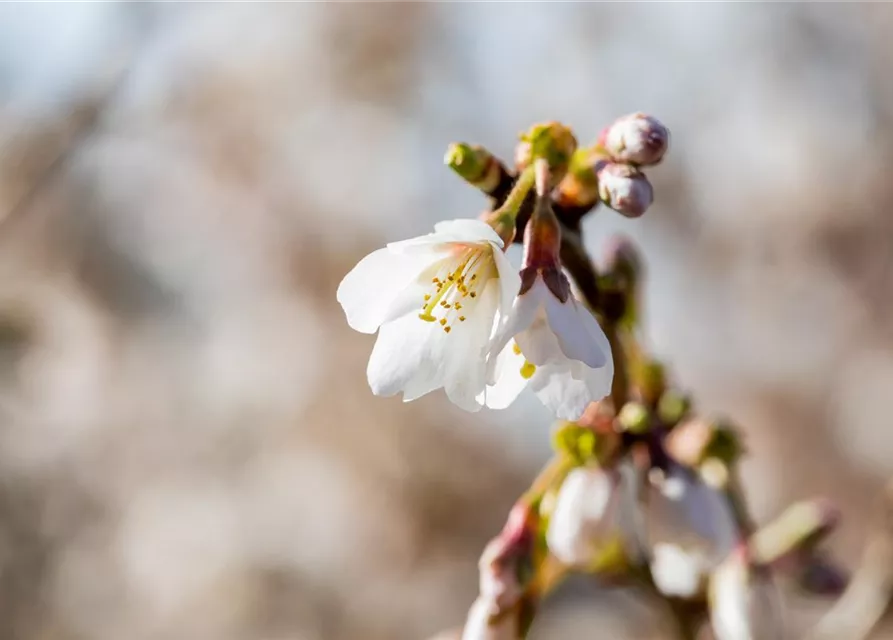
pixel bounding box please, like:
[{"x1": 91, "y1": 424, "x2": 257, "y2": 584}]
[{"x1": 0, "y1": 3, "x2": 892, "y2": 638}]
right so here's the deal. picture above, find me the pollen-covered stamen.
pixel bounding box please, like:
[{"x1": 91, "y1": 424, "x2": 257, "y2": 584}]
[
  {"x1": 513, "y1": 342, "x2": 537, "y2": 379},
  {"x1": 418, "y1": 247, "x2": 495, "y2": 332}
]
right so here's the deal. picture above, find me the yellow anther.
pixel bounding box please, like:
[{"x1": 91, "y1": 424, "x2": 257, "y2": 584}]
[
  {"x1": 424, "y1": 294, "x2": 431, "y2": 301},
  {"x1": 439, "y1": 318, "x2": 447, "y2": 326},
  {"x1": 520, "y1": 361, "x2": 536, "y2": 379},
  {"x1": 459, "y1": 316, "x2": 466, "y2": 322},
  {"x1": 470, "y1": 292, "x2": 477, "y2": 298},
  {"x1": 471, "y1": 274, "x2": 477, "y2": 281},
  {"x1": 444, "y1": 326, "x2": 452, "y2": 333},
  {"x1": 512, "y1": 343, "x2": 522, "y2": 356},
  {"x1": 454, "y1": 302, "x2": 462, "y2": 310}
]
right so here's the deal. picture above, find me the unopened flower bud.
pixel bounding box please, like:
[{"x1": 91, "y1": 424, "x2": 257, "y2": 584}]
[
  {"x1": 601, "y1": 236, "x2": 642, "y2": 287},
  {"x1": 516, "y1": 122, "x2": 577, "y2": 187},
  {"x1": 546, "y1": 466, "x2": 621, "y2": 567},
  {"x1": 446, "y1": 143, "x2": 505, "y2": 194},
  {"x1": 555, "y1": 149, "x2": 599, "y2": 209},
  {"x1": 749, "y1": 499, "x2": 840, "y2": 567},
  {"x1": 617, "y1": 401, "x2": 650, "y2": 434},
  {"x1": 709, "y1": 547, "x2": 785, "y2": 640},
  {"x1": 462, "y1": 597, "x2": 520, "y2": 640},
  {"x1": 599, "y1": 113, "x2": 669, "y2": 166},
  {"x1": 796, "y1": 551, "x2": 848, "y2": 596},
  {"x1": 596, "y1": 162, "x2": 653, "y2": 218}
]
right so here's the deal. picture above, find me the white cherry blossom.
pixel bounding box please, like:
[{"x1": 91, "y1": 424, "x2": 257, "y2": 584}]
[
  {"x1": 337, "y1": 218, "x2": 519, "y2": 411},
  {"x1": 482, "y1": 271, "x2": 613, "y2": 420}
]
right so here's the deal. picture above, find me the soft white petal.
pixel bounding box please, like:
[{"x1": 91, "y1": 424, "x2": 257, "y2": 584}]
[
  {"x1": 337, "y1": 247, "x2": 440, "y2": 334},
  {"x1": 491, "y1": 246, "x2": 521, "y2": 319},
  {"x1": 434, "y1": 218, "x2": 504, "y2": 247},
  {"x1": 545, "y1": 297, "x2": 609, "y2": 368},
  {"x1": 487, "y1": 281, "x2": 544, "y2": 370},
  {"x1": 387, "y1": 219, "x2": 502, "y2": 255},
  {"x1": 515, "y1": 311, "x2": 567, "y2": 367},
  {"x1": 528, "y1": 360, "x2": 595, "y2": 420},
  {"x1": 480, "y1": 341, "x2": 528, "y2": 409},
  {"x1": 546, "y1": 466, "x2": 619, "y2": 566},
  {"x1": 581, "y1": 356, "x2": 614, "y2": 405},
  {"x1": 366, "y1": 312, "x2": 446, "y2": 399},
  {"x1": 443, "y1": 280, "x2": 500, "y2": 411}
]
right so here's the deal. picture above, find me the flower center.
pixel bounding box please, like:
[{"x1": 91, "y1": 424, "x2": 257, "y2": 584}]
[{"x1": 418, "y1": 247, "x2": 494, "y2": 333}]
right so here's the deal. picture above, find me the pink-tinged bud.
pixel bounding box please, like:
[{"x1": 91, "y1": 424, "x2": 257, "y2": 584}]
[
  {"x1": 596, "y1": 162, "x2": 653, "y2": 218},
  {"x1": 545, "y1": 466, "x2": 621, "y2": 567},
  {"x1": 478, "y1": 502, "x2": 536, "y2": 607},
  {"x1": 598, "y1": 113, "x2": 669, "y2": 166},
  {"x1": 462, "y1": 597, "x2": 520, "y2": 640},
  {"x1": 709, "y1": 546, "x2": 785, "y2": 640}
]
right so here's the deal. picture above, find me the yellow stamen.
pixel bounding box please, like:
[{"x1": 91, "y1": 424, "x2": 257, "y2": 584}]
[
  {"x1": 459, "y1": 316, "x2": 466, "y2": 322},
  {"x1": 521, "y1": 361, "x2": 536, "y2": 379},
  {"x1": 439, "y1": 318, "x2": 447, "y2": 326},
  {"x1": 512, "y1": 343, "x2": 523, "y2": 356},
  {"x1": 443, "y1": 326, "x2": 451, "y2": 333}
]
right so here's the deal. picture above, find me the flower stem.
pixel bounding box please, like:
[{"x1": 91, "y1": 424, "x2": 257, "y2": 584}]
[{"x1": 484, "y1": 164, "x2": 537, "y2": 245}]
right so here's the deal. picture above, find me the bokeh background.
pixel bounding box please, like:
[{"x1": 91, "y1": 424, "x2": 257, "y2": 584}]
[{"x1": 0, "y1": 3, "x2": 892, "y2": 638}]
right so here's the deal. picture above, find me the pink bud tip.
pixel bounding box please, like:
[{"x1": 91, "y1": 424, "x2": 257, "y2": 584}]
[
  {"x1": 596, "y1": 161, "x2": 654, "y2": 218},
  {"x1": 601, "y1": 113, "x2": 669, "y2": 166}
]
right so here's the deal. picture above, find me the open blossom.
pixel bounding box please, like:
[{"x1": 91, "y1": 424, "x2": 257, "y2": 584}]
[
  {"x1": 481, "y1": 160, "x2": 613, "y2": 420},
  {"x1": 483, "y1": 270, "x2": 613, "y2": 420},
  {"x1": 337, "y1": 218, "x2": 519, "y2": 411}
]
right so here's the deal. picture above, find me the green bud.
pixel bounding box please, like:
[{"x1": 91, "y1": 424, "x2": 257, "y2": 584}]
[
  {"x1": 444, "y1": 142, "x2": 489, "y2": 183},
  {"x1": 516, "y1": 121, "x2": 577, "y2": 186},
  {"x1": 657, "y1": 389, "x2": 691, "y2": 426},
  {"x1": 617, "y1": 401, "x2": 650, "y2": 434},
  {"x1": 552, "y1": 422, "x2": 603, "y2": 465}
]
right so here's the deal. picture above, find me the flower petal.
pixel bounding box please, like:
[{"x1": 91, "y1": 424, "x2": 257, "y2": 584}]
[
  {"x1": 366, "y1": 312, "x2": 447, "y2": 399},
  {"x1": 491, "y1": 246, "x2": 521, "y2": 321},
  {"x1": 442, "y1": 280, "x2": 500, "y2": 411},
  {"x1": 488, "y1": 280, "x2": 546, "y2": 368},
  {"x1": 388, "y1": 218, "x2": 502, "y2": 254},
  {"x1": 528, "y1": 360, "x2": 595, "y2": 420},
  {"x1": 481, "y1": 340, "x2": 528, "y2": 409},
  {"x1": 337, "y1": 247, "x2": 439, "y2": 334},
  {"x1": 545, "y1": 297, "x2": 608, "y2": 368},
  {"x1": 434, "y1": 218, "x2": 504, "y2": 247}
]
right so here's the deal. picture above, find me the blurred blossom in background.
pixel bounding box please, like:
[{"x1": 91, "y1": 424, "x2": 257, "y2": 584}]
[{"x1": 0, "y1": 3, "x2": 892, "y2": 639}]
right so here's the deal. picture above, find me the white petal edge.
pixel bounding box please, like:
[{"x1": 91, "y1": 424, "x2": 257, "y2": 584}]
[
  {"x1": 545, "y1": 296, "x2": 608, "y2": 368},
  {"x1": 481, "y1": 340, "x2": 528, "y2": 409},
  {"x1": 337, "y1": 247, "x2": 439, "y2": 334}
]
